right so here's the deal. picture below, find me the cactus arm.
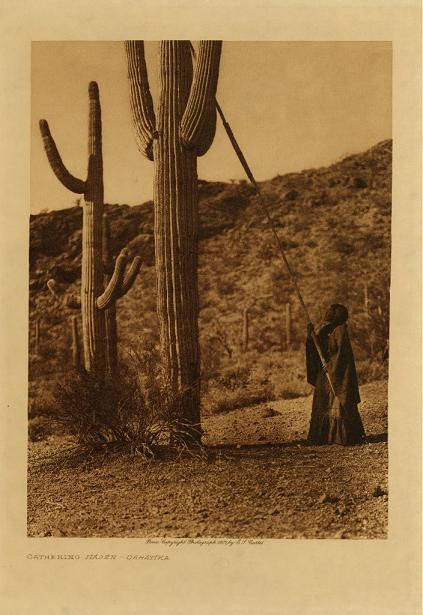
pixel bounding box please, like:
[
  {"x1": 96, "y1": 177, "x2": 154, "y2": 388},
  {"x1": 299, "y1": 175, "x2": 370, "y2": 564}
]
[
  {"x1": 117, "y1": 256, "x2": 141, "y2": 298},
  {"x1": 195, "y1": 104, "x2": 217, "y2": 157},
  {"x1": 180, "y1": 41, "x2": 222, "y2": 150},
  {"x1": 96, "y1": 251, "x2": 128, "y2": 310},
  {"x1": 125, "y1": 41, "x2": 157, "y2": 161},
  {"x1": 39, "y1": 120, "x2": 86, "y2": 194}
]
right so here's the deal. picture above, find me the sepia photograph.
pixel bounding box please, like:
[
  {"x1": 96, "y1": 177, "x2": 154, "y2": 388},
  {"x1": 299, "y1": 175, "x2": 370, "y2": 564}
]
[
  {"x1": 27, "y1": 40, "x2": 392, "y2": 540},
  {"x1": 1, "y1": 0, "x2": 422, "y2": 613}
]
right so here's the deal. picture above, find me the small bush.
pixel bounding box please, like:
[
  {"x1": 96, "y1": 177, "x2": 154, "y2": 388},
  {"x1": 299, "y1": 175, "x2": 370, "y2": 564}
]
[
  {"x1": 216, "y1": 364, "x2": 251, "y2": 389},
  {"x1": 37, "y1": 343, "x2": 57, "y2": 361},
  {"x1": 28, "y1": 387, "x2": 56, "y2": 418},
  {"x1": 203, "y1": 384, "x2": 274, "y2": 415},
  {"x1": 28, "y1": 416, "x2": 54, "y2": 442},
  {"x1": 278, "y1": 387, "x2": 305, "y2": 399},
  {"x1": 356, "y1": 358, "x2": 388, "y2": 385}
]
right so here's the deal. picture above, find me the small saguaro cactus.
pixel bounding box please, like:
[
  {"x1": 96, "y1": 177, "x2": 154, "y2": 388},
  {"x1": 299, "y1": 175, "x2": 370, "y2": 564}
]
[
  {"x1": 125, "y1": 41, "x2": 222, "y2": 435},
  {"x1": 102, "y1": 213, "x2": 141, "y2": 373},
  {"x1": 39, "y1": 81, "x2": 140, "y2": 377}
]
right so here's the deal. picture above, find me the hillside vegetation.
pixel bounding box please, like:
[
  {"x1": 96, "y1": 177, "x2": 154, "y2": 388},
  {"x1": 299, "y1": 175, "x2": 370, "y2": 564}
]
[{"x1": 29, "y1": 140, "x2": 391, "y2": 419}]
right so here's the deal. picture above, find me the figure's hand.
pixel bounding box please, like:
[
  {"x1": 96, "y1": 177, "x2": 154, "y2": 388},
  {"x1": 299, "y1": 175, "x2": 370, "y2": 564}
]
[{"x1": 307, "y1": 322, "x2": 314, "y2": 336}]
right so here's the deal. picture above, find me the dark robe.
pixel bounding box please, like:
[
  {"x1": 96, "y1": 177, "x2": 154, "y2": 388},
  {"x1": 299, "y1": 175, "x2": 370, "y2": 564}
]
[{"x1": 306, "y1": 323, "x2": 366, "y2": 445}]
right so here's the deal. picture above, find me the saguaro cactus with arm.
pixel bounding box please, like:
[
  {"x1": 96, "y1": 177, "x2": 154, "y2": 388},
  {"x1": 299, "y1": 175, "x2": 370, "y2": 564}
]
[
  {"x1": 39, "y1": 81, "x2": 140, "y2": 377},
  {"x1": 125, "y1": 41, "x2": 222, "y2": 435}
]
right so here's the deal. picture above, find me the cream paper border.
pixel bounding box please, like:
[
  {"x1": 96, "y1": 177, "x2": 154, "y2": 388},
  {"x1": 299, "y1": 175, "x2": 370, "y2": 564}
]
[{"x1": 0, "y1": 2, "x2": 421, "y2": 614}]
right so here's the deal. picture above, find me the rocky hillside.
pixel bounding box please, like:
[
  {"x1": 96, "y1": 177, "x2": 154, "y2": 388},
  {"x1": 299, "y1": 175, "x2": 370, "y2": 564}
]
[{"x1": 29, "y1": 140, "x2": 391, "y2": 409}]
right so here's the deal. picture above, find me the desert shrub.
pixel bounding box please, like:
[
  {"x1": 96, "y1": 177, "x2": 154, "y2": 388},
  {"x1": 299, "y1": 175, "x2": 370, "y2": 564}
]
[
  {"x1": 257, "y1": 242, "x2": 276, "y2": 261},
  {"x1": 202, "y1": 347, "x2": 313, "y2": 415},
  {"x1": 216, "y1": 278, "x2": 236, "y2": 296},
  {"x1": 28, "y1": 387, "x2": 56, "y2": 418},
  {"x1": 49, "y1": 350, "x2": 203, "y2": 458},
  {"x1": 36, "y1": 343, "x2": 57, "y2": 361},
  {"x1": 28, "y1": 416, "x2": 54, "y2": 442},
  {"x1": 277, "y1": 387, "x2": 305, "y2": 400},
  {"x1": 203, "y1": 383, "x2": 274, "y2": 415},
  {"x1": 254, "y1": 349, "x2": 311, "y2": 400},
  {"x1": 216, "y1": 363, "x2": 251, "y2": 389},
  {"x1": 352, "y1": 176, "x2": 368, "y2": 189},
  {"x1": 356, "y1": 358, "x2": 388, "y2": 385},
  {"x1": 200, "y1": 337, "x2": 223, "y2": 383},
  {"x1": 202, "y1": 353, "x2": 277, "y2": 415},
  {"x1": 37, "y1": 311, "x2": 64, "y2": 328},
  {"x1": 205, "y1": 326, "x2": 237, "y2": 360}
]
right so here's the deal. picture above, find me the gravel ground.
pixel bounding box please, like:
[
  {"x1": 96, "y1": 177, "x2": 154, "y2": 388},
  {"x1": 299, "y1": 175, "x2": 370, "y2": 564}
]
[{"x1": 27, "y1": 380, "x2": 388, "y2": 539}]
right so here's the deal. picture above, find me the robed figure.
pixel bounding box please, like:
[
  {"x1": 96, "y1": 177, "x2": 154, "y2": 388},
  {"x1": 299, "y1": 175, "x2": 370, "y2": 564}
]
[{"x1": 306, "y1": 304, "x2": 366, "y2": 445}]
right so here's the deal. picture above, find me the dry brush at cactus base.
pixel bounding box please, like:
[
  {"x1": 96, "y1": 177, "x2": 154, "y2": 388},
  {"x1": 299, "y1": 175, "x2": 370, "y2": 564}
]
[{"x1": 29, "y1": 139, "x2": 391, "y2": 421}]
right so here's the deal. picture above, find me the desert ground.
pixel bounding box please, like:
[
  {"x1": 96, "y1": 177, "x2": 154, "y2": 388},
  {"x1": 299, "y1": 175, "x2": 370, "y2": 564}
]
[{"x1": 28, "y1": 380, "x2": 387, "y2": 539}]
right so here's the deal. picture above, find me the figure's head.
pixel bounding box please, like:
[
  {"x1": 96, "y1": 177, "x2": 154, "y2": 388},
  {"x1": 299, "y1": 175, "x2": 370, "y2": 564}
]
[{"x1": 324, "y1": 303, "x2": 349, "y2": 326}]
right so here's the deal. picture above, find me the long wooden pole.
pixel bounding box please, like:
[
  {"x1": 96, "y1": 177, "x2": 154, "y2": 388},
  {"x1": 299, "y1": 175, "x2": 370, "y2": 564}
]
[
  {"x1": 188, "y1": 43, "x2": 339, "y2": 400},
  {"x1": 214, "y1": 99, "x2": 339, "y2": 400}
]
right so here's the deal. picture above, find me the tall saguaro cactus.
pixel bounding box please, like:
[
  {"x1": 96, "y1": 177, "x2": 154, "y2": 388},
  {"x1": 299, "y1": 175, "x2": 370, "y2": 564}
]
[
  {"x1": 39, "y1": 82, "x2": 140, "y2": 377},
  {"x1": 125, "y1": 41, "x2": 222, "y2": 433}
]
